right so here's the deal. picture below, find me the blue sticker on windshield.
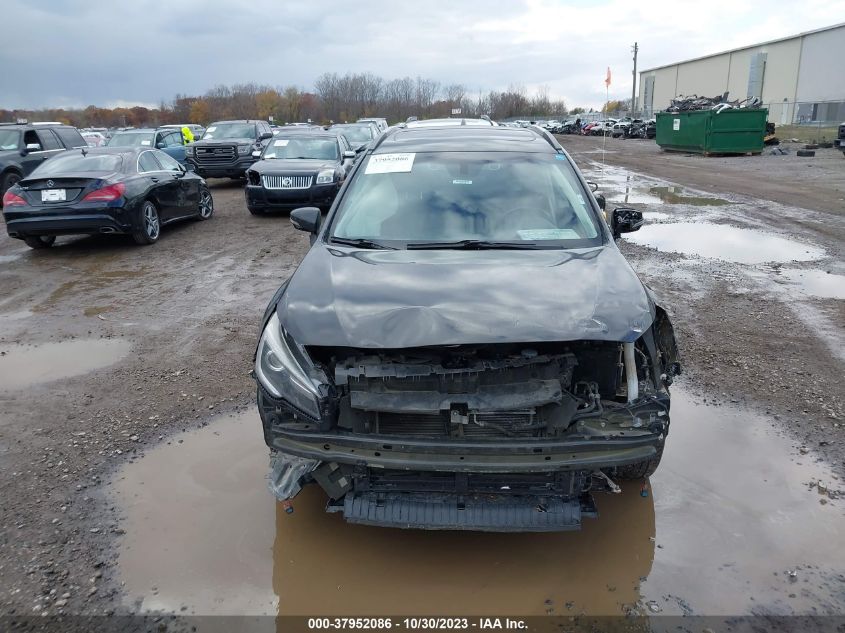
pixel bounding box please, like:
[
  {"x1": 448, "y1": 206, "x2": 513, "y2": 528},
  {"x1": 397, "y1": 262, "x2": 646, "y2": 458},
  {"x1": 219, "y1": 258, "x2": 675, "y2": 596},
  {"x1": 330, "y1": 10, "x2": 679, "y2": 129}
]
[{"x1": 554, "y1": 154, "x2": 566, "y2": 160}]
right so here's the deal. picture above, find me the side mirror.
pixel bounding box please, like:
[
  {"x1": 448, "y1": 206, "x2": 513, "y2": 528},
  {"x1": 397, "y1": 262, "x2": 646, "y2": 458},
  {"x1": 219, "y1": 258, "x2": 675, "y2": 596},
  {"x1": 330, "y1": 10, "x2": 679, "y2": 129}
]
[
  {"x1": 594, "y1": 193, "x2": 606, "y2": 211},
  {"x1": 611, "y1": 207, "x2": 644, "y2": 238},
  {"x1": 251, "y1": 149, "x2": 262, "y2": 158},
  {"x1": 290, "y1": 207, "x2": 321, "y2": 234},
  {"x1": 156, "y1": 142, "x2": 166, "y2": 149},
  {"x1": 342, "y1": 150, "x2": 356, "y2": 160},
  {"x1": 259, "y1": 132, "x2": 273, "y2": 140},
  {"x1": 185, "y1": 163, "x2": 196, "y2": 172},
  {"x1": 24, "y1": 143, "x2": 42, "y2": 154}
]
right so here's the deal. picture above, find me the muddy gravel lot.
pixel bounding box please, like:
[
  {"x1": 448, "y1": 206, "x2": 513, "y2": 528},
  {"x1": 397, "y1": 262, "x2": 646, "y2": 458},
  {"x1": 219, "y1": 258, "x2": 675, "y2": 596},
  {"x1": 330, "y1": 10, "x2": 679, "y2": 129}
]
[{"x1": 0, "y1": 137, "x2": 843, "y2": 628}]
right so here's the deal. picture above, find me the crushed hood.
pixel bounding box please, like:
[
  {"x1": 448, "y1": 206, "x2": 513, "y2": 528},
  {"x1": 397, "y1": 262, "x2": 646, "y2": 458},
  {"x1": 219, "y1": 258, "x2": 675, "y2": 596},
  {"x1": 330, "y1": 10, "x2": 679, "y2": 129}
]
[{"x1": 277, "y1": 245, "x2": 655, "y2": 348}]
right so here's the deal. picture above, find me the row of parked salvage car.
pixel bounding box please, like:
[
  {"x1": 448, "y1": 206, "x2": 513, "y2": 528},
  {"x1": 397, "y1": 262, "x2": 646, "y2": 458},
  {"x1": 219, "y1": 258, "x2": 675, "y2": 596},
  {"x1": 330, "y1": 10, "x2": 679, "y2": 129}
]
[{"x1": 0, "y1": 118, "x2": 387, "y2": 248}]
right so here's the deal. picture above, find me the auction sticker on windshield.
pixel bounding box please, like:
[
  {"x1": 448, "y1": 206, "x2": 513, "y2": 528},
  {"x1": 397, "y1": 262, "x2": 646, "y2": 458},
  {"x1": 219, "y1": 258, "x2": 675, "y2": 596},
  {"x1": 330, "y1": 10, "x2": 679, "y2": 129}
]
[
  {"x1": 273, "y1": 139, "x2": 290, "y2": 146},
  {"x1": 365, "y1": 153, "x2": 415, "y2": 174}
]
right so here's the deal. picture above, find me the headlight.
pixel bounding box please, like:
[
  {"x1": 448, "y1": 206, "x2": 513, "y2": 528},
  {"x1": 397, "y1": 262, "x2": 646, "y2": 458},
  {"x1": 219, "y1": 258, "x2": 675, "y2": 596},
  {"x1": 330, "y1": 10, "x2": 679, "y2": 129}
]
[
  {"x1": 238, "y1": 144, "x2": 251, "y2": 155},
  {"x1": 185, "y1": 145, "x2": 194, "y2": 155},
  {"x1": 255, "y1": 312, "x2": 321, "y2": 418},
  {"x1": 316, "y1": 169, "x2": 335, "y2": 184}
]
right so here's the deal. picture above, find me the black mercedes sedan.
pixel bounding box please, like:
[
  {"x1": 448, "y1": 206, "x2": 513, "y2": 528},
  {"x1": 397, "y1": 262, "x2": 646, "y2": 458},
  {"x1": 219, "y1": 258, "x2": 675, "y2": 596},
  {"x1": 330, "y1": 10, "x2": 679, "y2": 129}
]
[
  {"x1": 252, "y1": 124, "x2": 682, "y2": 532},
  {"x1": 2, "y1": 147, "x2": 213, "y2": 248},
  {"x1": 244, "y1": 132, "x2": 357, "y2": 215}
]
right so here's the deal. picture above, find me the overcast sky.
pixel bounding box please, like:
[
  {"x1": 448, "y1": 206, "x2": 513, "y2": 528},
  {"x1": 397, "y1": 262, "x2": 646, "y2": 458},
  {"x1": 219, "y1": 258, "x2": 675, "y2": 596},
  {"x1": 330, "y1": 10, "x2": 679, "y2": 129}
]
[{"x1": 2, "y1": 0, "x2": 842, "y2": 111}]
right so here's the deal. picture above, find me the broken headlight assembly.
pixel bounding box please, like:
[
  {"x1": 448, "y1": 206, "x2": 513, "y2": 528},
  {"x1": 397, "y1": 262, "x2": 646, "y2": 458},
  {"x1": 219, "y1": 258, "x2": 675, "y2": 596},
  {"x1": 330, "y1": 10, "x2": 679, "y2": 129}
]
[{"x1": 255, "y1": 312, "x2": 322, "y2": 419}]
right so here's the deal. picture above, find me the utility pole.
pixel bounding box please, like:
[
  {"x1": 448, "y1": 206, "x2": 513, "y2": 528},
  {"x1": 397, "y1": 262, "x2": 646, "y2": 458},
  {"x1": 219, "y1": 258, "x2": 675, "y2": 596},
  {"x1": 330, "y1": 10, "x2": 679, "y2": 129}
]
[{"x1": 631, "y1": 42, "x2": 638, "y2": 116}]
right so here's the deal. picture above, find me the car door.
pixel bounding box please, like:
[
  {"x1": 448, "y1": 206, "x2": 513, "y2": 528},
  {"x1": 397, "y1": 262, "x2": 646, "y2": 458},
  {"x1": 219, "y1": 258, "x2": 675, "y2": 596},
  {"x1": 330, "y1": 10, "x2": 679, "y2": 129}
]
[
  {"x1": 153, "y1": 149, "x2": 197, "y2": 216},
  {"x1": 138, "y1": 150, "x2": 180, "y2": 221},
  {"x1": 159, "y1": 131, "x2": 187, "y2": 165},
  {"x1": 19, "y1": 130, "x2": 50, "y2": 176}
]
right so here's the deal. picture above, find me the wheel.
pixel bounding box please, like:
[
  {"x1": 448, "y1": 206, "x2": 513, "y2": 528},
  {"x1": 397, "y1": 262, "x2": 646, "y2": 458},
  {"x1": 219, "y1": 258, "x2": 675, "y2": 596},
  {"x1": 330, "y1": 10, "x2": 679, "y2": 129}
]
[
  {"x1": 133, "y1": 200, "x2": 160, "y2": 245},
  {"x1": 804, "y1": 144, "x2": 819, "y2": 150},
  {"x1": 248, "y1": 206, "x2": 263, "y2": 216},
  {"x1": 615, "y1": 444, "x2": 664, "y2": 480},
  {"x1": 197, "y1": 186, "x2": 214, "y2": 220},
  {"x1": 23, "y1": 235, "x2": 56, "y2": 249},
  {"x1": 796, "y1": 150, "x2": 815, "y2": 157},
  {"x1": 1, "y1": 171, "x2": 22, "y2": 197}
]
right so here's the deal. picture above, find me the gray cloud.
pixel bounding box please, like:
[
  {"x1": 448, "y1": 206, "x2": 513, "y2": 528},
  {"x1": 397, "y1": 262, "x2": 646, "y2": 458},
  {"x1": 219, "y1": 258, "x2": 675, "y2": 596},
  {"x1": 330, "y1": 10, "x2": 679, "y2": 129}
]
[{"x1": 1, "y1": 0, "x2": 840, "y2": 110}]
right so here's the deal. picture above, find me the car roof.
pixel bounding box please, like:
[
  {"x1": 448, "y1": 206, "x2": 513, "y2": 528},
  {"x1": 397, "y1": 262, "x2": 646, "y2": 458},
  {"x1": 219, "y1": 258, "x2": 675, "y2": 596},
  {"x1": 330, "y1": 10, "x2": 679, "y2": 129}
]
[
  {"x1": 405, "y1": 118, "x2": 497, "y2": 128},
  {"x1": 373, "y1": 125, "x2": 561, "y2": 154},
  {"x1": 273, "y1": 132, "x2": 339, "y2": 140},
  {"x1": 58, "y1": 147, "x2": 153, "y2": 158},
  {"x1": 0, "y1": 123, "x2": 75, "y2": 130}
]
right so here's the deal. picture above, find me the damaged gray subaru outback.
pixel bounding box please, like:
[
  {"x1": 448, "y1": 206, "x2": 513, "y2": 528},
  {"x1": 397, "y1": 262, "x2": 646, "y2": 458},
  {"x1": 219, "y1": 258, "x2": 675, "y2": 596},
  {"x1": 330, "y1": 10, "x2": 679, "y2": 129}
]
[{"x1": 253, "y1": 123, "x2": 681, "y2": 532}]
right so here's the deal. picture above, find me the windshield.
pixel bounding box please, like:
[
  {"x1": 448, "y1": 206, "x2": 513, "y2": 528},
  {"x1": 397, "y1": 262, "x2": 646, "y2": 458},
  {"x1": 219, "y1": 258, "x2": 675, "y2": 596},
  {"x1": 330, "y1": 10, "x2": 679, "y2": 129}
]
[
  {"x1": 30, "y1": 153, "x2": 123, "y2": 176},
  {"x1": 333, "y1": 126, "x2": 373, "y2": 143},
  {"x1": 262, "y1": 137, "x2": 339, "y2": 160},
  {"x1": 0, "y1": 130, "x2": 20, "y2": 151},
  {"x1": 107, "y1": 132, "x2": 155, "y2": 147},
  {"x1": 203, "y1": 123, "x2": 255, "y2": 140},
  {"x1": 330, "y1": 152, "x2": 602, "y2": 248}
]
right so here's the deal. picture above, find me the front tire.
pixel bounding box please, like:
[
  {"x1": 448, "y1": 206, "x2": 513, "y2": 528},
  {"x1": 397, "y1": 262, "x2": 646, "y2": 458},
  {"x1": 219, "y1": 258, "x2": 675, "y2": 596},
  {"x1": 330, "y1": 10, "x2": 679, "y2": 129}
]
[
  {"x1": 23, "y1": 235, "x2": 56, "y2": 249},
  {"x1": 133, "y1": 200, "x2": 160, "y2": 245},
  {"x1": 197, "y1": 186, "x2": 214, "y2": 220}
]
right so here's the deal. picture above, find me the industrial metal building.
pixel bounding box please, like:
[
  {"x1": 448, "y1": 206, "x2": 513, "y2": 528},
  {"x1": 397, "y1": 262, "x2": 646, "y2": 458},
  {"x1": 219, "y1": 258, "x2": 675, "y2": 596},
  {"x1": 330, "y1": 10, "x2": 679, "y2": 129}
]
[{"x1": 638, "y1": 22, "x2": 845, "y2": 124}]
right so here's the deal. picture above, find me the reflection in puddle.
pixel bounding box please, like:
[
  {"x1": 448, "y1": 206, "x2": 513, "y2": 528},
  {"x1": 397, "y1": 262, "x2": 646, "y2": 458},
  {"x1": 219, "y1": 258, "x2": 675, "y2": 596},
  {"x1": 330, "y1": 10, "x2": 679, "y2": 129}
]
[
  {"x1": 114, "y1": 387, "x2": 844, "y2": 617},
  {"x1": 0, "y1": 338, "x2": 131, "y2": 390},
  {"x1": 0, "y1": 253, "x2": 25, "y2": 265},
  {"x1": 776, "y1": 269, "x2": 845, "y2": 300},
  {"x1": 625, "y1": 223, "x2": 825, "y2": 264},
  {"x1": 649, "y1": 186, "x2": 729, "y2": 206}
]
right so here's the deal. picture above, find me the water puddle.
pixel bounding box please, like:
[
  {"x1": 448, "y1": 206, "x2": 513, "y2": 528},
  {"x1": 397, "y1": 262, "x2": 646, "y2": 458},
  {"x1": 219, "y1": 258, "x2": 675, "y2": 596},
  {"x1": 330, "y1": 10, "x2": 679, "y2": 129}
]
[
  {"x1": 649, "y1": 186, "x2": 729, "y2": 206},
  {"x1": 625, "y1": 223, "x2": 826, "y2": 264},
  {"x1": 114, "y1": 386, "x2": 844, "y2": 616},
  {"x1": 0, "y1": 338, "x2": 131, "y2": 390},
  {"x1": 0, "y1": 253, "x2": 25, "y2": 265},
  {"x1": 775, "y1": 269, "x2": 845, "y2": 300}
]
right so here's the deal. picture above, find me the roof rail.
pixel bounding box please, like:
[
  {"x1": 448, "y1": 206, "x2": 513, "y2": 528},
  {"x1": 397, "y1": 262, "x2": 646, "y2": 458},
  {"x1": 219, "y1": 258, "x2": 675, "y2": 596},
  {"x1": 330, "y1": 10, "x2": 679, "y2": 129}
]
[{"x1": 528, "y1": 124, "x2": 563, "y2": 152}]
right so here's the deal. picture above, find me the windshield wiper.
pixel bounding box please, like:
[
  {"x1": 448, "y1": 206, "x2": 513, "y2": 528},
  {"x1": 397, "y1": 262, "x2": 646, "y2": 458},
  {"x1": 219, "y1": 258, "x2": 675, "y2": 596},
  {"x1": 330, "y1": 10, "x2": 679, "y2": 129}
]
[
  {"x1": 405, "y1": 239, "x2": 541, "y2": 250},
  {"x1": 329, "y1": 237, "x2": 397, "y2": 250}
]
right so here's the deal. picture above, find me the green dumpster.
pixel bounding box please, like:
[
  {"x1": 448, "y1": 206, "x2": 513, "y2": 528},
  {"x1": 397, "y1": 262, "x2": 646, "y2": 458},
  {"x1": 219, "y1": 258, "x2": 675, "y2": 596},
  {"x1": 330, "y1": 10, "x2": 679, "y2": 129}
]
[{"x1": 656, "y1": 108, "x2": 768, "y2": 155}]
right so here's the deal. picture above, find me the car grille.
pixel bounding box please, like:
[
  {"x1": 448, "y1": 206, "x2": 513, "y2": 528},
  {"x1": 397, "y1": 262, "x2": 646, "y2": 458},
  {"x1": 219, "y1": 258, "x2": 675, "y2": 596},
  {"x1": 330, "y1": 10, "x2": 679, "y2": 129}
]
[
  {"x1": 262, "y1": 175, "x2": 313, "y2": 190},
  {"x1": 195, "y1": 145, "x2": 236, "y2": 164},
  {"x1": 375, "y1": 410, "x2": 539, "y2": 439}
]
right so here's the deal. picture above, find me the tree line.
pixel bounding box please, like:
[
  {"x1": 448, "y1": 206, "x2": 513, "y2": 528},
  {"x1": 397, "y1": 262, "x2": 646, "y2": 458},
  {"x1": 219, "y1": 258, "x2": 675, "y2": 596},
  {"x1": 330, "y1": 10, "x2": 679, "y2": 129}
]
[{"x1": 2, "y1": 73, "x2": 573, "y2": 128}]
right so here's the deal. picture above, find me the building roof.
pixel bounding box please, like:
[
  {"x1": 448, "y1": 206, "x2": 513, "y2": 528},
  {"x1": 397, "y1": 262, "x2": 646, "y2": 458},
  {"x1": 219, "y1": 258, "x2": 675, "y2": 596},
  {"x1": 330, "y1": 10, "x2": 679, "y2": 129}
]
[{"x1": 641, "y1": 21, "x2": 845, "y2": 73}]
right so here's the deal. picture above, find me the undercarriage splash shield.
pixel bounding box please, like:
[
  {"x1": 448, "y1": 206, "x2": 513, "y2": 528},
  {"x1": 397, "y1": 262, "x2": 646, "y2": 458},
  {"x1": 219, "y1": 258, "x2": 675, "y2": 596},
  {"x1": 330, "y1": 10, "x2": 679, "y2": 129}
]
[
  {"x1": 333, "y1": 492, "x2": 597, "y2": 532},
  {"x1": 267, "y1": 452, "x2": 319, "y2": 501}
]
